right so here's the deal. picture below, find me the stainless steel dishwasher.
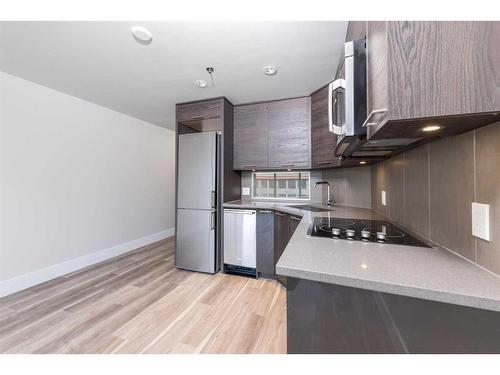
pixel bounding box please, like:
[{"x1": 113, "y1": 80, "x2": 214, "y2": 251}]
[{"x1": 223, "y1": 209, "x2": 257, "y2": 276}]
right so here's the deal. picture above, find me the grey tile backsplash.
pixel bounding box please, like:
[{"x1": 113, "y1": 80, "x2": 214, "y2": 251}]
[
  {"x1": 371, "y1": 121, "x2": 500, "y2": 277},
  {"x1": 240, "y1": 167, "x2": 371, "y2": 208}
]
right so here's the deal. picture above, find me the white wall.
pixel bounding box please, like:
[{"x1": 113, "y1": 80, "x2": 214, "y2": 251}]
[{"x1": 0, "y1": 71, "x2": 176, "y2": 295}]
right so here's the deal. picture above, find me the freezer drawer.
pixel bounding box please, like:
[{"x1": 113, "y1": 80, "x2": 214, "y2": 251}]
[
  {"x1": 223, "y1": 209, "x2": 257, "y2": 268},
  {"x1": 176, "y1": 209, "x2": 216, "y2": 273}
]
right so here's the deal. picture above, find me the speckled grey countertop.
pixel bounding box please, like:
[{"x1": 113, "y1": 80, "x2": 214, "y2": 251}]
[{"x1": 223, "y1": 200, "x2": 500, "y2": 312}]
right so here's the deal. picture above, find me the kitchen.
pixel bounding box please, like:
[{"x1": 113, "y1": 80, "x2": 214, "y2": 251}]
[
  {"x1": 175, "y1": 20, "x2": 500, "y2": 354},
  {"x1": 1, "y1": 11, "x2": 500, "y2": 368}
]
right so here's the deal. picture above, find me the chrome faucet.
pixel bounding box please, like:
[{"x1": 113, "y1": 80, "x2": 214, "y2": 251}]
[{"x1": 315, "y1": 181, "x2": 335, "y2": 207}]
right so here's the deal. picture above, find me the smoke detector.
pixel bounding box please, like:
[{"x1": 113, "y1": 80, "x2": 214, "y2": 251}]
[
  {"x1": 263, "y1": 65, "x2": 277, "y2": 76},
  {"x1": 131, "y1": 26, "x2": 153, "y2": 44},
  {"x1": 195, "y1": 80, "x2": 208, "y2": 88}
]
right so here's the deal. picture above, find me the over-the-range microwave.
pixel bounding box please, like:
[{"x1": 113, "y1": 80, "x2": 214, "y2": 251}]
[{"x1": 328, "y1": 39, "x2": 368, "y2": 158}]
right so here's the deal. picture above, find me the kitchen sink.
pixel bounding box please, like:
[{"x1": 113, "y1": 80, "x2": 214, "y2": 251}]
[{"x1": 286, "y1": 204, "x2": 333, "y2": 212}]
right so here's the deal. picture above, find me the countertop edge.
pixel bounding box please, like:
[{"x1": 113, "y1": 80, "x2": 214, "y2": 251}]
[
  {"x1": 276, "y1": 264, "x2": 500, "y2": 313},
  {"x1": 224, "y1": 200, "x2": 500, "y2": 313}
]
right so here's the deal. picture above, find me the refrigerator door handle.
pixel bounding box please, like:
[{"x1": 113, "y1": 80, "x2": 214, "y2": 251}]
[
  {"x1": 211, "y1": 190, "x2": 216, "y2": 209},
  {"x1": 210, "y1": 211, "x2": 216, "y2": 230}
]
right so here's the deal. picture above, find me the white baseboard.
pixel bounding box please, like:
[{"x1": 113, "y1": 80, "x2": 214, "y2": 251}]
[{"x1": 0, "y1": 227, "x2": 175, "y2": 298}]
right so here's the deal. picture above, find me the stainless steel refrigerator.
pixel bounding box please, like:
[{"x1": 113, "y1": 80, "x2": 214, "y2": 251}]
[{"x1": 175, "y1": 131, "x2": 220, "y2": 274}]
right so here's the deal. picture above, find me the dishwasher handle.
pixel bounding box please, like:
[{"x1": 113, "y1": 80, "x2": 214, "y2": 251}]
[{"x1": 224, "y1": 209, "x2": 256, "y2": 215}]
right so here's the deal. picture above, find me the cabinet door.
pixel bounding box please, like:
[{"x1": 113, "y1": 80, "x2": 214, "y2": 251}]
[
  {"x1": 345, "y1": 21, "x2": 367, "y2": 42},
  {"x1": 256, "y1": 210, "x2": 275, "y2": 278},
  {"x1": 233, "y1": 103, "x2": 268, "y2": 170},
  {"x1": 268, "y1": 97, "x2": 311, "y2": 169},
  {"x1": 311, "y1": 86, "x2": 340, "y2": 168},
  {"x1": 366, "y1": 21, "x2": 389, "y2": 139},
  {"x1": 274, "y1": 211, "x2": 289, "y2": 287},
  {"x1": 386, "y1": 21, "x2": 500, "y2": 120},
  {"x1": 273, "y1": 212, "x2": 289, "y2": 263},
  {"x1": 176, "y1": 99, "x2": 223, "y2": 122},
  {"x1": 288, "y1": 215, "x2": 302, "y2": 239}
]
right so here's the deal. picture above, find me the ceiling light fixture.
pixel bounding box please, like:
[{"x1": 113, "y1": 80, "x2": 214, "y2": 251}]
[
  {"x1": 131, "y1": 26, "x2": 153, "y2": 44},
  {"x1": 422, "y1": 125, "x2": 441, "y2": 132},
  {"x1": 194, "y1": 80, "x2": 208, "y2": 88},
  {"x1": 359, "y1": 161, "x2": 367, "y2": 165},
  {"x1": 263, "y1": 65, "x2": 277, "y2": 76}
]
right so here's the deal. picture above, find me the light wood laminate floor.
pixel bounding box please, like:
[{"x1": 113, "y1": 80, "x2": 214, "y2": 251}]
[{"x1": 0, "y1": 237, "x2": 286, "y2": 354}]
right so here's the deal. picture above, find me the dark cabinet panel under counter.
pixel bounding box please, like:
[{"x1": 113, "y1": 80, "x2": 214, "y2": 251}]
[
  {"x1": 256, "y1": 209, "x2": 275, "y2": 279},
  {"x1": 287, "y1": 278, "x2": 500, "y2": 354}
]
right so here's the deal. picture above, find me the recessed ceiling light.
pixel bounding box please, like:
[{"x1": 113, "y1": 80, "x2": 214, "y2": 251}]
[
  {"x1": 194, "y1": 80, "x2": 208, "y2": 88},
  {"x1": 360, "y1": 161, "x2": 367, "y2": 165},
  {"x1": 263, "y1": 65, "x2": 277, "y2": 76},
  {"x1": 422, "y1": 125, "x2": 441, "y2": 132},
  {"x1": 131, "y1": 26, "x2": 153, "y2": 44},
  {"x1": 361, "y1": 264, "x2": 368, "y2": 269}
]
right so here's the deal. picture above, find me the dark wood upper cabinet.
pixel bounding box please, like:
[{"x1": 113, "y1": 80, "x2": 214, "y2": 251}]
[
  {"x1": 233, "y1": 103, "x2": 268, "y2": 170},
  {"x1": 310, "y1": 86, "x2": 340, "y2": 168},
  {"x1": 233, "y1": 97, "x2": 311, "y2": 170},
  {"x1": 176, "y1": 99, "x2": 223, "y2": 123},
  {"x1": 345, "y1": 21, "x2": 367, "y2": 42},
  {"x1": 366, "y1": 21, "x2": 500, "y2": 140},
  {"x1": 267, "y1": 97, "x2": 311, "y2": 169}
]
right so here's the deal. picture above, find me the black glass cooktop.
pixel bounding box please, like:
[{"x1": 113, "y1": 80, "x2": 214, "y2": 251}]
[{"x1": 307, "y1": 217, "x2": 431, "y2": 248}]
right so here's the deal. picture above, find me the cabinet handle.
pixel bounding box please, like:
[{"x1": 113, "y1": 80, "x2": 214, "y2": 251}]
[
  {"x1": 316, "y1": 161, "x2": 332, "y2": 166},
  {"x1": 362, "y1": 108, "x2": 387, "y2": 127},
  {"x1": 259, "y1": 210, "x2": 273, "y2": 214},
  {"x1": 225, "y1": 209, "x2": 256, "y2": 215},
  {"x1": 275, "y1": 212, "x2": 285, "y2": 217},
  {"x1": 191, "y1": 115, "x2": 204, "y2": 120},
  {"x1": 242, "y1": 164, "x2": 257, "y2": 168},
  {"x1": 281, "y1": 164, "x2": 295, "y2": 167},
  {"x1": 290, "y1": 216, "x2": 302, "y2": 221}
]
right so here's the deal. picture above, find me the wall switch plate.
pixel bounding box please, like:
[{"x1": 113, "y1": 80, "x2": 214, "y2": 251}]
[
  {"x1": 381, "y1": 191, "x2": 387, "y2": 206},
  {"x1": 472, "y1": 202, "x2": 490, "y2": 241},
  {"x1": 242, "y1": 187, "x2": 250, "y2": 196}
]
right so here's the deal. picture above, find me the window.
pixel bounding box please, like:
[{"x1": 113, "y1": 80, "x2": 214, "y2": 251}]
[{"x1": 252, "y1": 172, "x2": 310, "y2": 200}]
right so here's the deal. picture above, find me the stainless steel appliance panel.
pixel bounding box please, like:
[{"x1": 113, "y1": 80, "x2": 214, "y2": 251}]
[
  {"x1": 176, "y1": 208, "x2": 216, "y2": 273},
  {"x1": 177, "y1": 132, "x2": 217, "y2": 210},
  {"x1": 223, "y1": 209, "x2": 257, "y2": 268}
]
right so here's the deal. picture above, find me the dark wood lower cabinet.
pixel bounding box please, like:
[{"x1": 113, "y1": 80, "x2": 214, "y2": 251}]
[
  {"x1": 273, "y1": 212, "x2": 289, "y2": 287},
  {"x1": 256, "y1": 210, "x2": 275, "y2": 279},
  {"x1": 288, "y1": 215, "x2": 301, "y2": 236},
  {"x1": 287, "y1": 277, "x2": 500, "y2": 354},
  {"x1": 273, "y1": 212, "x2": 302, "y2": 287},
  {"x1": 255, "y1": 209, "x2": 302, "y2": 283}
]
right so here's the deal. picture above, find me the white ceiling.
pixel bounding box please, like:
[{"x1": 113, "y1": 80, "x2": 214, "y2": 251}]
[{"x1": 0, "y1": 21, "x2": 348, "y2": 129}]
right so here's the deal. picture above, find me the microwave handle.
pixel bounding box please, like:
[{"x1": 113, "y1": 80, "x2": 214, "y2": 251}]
[{"x1": 328, "y1": 78, "x2": 345, "y2": 135}]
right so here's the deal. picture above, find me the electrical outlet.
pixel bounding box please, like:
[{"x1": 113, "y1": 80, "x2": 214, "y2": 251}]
[
  {"x1": 381, "y1": 191, "x2": 386, "y2": 206},
  {"x1": 472, "y1": 202, "x2": 490, "y2": 241},
  {"x1": 242, "y1": 187, "x2": 250, "y2": 196}
]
